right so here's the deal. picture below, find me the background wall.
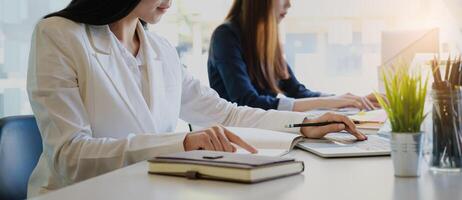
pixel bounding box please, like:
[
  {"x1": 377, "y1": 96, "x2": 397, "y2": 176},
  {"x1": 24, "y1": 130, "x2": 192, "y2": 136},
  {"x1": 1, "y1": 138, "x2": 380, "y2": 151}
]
[{"x1": 0, "y1": 0, "x2": 461, "y2": 118}]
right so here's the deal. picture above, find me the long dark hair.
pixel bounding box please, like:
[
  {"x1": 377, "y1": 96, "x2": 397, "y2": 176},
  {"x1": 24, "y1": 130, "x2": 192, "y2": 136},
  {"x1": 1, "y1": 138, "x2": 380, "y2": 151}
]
[
  {"x1": 45, "y1": 0, "x2": 141, "y2": 25},
  {"x1": 226, "y1": 0, "x2": 289, "y2": 93}
]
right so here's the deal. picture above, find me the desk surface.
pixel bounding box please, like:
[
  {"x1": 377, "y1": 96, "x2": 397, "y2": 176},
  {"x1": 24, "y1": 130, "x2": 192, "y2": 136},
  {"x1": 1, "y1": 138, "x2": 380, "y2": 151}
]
[{"x1": 32, "y1": 149, "x2": 462, "y2": 200}]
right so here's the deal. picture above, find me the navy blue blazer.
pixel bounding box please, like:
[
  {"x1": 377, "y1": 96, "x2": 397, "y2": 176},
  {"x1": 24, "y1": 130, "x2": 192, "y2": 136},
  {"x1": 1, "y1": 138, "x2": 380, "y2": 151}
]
[{"x1": 207, "y1": 21, "x2": 321, "y2": 110}]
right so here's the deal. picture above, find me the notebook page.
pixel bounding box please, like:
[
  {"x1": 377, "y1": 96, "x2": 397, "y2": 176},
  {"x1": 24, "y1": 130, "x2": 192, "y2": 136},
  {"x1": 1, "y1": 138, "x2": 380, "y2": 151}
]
[{"x1": 226, "y1": 127, "x2": 302, "y2": 157}]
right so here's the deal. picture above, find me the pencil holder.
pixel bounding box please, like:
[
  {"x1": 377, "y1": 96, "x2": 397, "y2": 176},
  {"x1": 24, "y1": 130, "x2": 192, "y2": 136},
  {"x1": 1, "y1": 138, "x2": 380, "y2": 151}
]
[{"x1": 430, "y1": 88, "x2": 462, "y2": 172}]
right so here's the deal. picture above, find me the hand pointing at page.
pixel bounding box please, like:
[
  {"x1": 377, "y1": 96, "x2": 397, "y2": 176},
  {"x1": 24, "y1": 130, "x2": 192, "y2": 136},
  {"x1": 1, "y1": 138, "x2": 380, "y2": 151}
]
[{"x1": 183, "y1": 125, "x2": 258, "y2": 153}]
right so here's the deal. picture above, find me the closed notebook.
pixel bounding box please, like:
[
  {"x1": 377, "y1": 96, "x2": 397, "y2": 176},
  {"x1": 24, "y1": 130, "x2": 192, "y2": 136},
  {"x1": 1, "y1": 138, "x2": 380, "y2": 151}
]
[{"x1": 148, "y1": 150, "x2": 304, "y2": 183}]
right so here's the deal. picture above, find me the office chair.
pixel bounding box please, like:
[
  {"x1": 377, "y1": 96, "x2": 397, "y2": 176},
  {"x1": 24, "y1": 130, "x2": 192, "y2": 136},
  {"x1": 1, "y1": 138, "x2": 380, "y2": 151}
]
[{"x1": 0, "y1": 115, "x2": 42, "y2": 200}]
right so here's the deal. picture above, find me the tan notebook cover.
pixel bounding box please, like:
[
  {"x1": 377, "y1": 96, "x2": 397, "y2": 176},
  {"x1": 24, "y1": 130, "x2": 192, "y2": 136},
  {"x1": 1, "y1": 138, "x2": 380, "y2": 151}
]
[{"x1": 148, "y1": 151, "x2": 304, "y2": 183}]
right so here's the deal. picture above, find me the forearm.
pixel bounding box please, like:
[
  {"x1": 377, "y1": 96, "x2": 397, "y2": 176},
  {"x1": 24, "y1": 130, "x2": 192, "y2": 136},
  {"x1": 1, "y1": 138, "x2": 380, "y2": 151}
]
[
  {"x1": 221, "y1": 104, "x2": 306, "y2": 133},
  {"x1": 51, "y1": 131, "x2": 186, "y2": 185},
  {"x1": 293, "y1": 97, "x2": 329, "y2": 112}
]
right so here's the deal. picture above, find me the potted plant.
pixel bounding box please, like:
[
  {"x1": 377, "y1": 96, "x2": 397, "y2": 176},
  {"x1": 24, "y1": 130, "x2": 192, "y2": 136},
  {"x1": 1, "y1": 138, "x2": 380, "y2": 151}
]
[{"x1": 375, "y1": 63, "x2": 428, "y2": 177}]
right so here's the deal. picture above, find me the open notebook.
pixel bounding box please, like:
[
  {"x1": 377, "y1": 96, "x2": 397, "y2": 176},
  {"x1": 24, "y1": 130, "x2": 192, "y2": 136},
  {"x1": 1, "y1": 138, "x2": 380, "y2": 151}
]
[
  {"x1": 227, "y1": 127, "x2": 390, "y2": 158},
  {"x1": 227, "y1": 127, "x2": 303, "y2": 157}
]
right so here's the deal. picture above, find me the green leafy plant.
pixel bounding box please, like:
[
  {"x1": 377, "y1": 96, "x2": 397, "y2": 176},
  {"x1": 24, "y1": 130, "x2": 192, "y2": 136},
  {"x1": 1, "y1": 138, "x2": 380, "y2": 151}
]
[{"x1": 375, "y1": 62, "x2": 428, "y2": 133}]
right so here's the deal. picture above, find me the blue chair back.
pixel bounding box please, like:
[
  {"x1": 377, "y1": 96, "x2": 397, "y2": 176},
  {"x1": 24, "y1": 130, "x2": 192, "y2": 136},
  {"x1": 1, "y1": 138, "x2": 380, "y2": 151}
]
[{"x1": 0, "y1": 115, "x2": 42, "y2": 200}]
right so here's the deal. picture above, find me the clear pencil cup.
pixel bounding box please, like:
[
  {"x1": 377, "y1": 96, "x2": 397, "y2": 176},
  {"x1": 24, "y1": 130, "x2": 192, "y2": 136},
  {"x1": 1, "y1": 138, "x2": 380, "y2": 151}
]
[{"x1": 430, "y1": 88, "x2": 462, "y2": 172}]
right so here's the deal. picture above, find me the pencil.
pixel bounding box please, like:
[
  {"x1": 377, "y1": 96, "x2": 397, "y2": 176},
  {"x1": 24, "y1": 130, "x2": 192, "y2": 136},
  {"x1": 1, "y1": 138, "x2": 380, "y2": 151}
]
[
  {"x1": 432, "y1": 56, "x2": 443, "y2": 86},
  {"x1": 444, "y1": 54, "x2": 451, "y2": 81},
  {"x1": 458, "y1": 55, "x2": 462, "y2": 85},
  {"x1": 449, "y1": 57, "x2": 459, "y2": 85},
  {"x1": 285, "y1": 120, "x2": 361, "y2": 128},
  {"x1": 458, "y1": 59, "x2": 462, "y2": 85}
]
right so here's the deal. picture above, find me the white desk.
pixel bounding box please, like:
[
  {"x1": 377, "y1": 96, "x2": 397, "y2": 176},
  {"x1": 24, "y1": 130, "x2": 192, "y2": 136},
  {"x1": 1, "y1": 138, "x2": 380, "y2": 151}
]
[{"x1": 32, "y1": 149, "x2": 462, "y2": 200}]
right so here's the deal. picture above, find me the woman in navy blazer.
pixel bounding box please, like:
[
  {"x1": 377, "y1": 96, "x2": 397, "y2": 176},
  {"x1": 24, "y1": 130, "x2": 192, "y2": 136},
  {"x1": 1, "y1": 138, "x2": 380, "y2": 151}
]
[{"x1": 208, "y1": 0, "x2": 380, "y2": 112}]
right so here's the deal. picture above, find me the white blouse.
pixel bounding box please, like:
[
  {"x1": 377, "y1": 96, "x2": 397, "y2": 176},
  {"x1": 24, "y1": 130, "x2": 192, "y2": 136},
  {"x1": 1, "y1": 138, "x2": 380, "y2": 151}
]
[{"x1": 110, "y1": 31, "x2": 150, "y2": 103}]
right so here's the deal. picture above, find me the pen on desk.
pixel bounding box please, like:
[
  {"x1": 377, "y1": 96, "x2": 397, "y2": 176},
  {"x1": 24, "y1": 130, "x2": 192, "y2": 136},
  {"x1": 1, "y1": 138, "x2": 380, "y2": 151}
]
[{"x1": 285, "y1": 120, "x2": 361, "y2": 128}]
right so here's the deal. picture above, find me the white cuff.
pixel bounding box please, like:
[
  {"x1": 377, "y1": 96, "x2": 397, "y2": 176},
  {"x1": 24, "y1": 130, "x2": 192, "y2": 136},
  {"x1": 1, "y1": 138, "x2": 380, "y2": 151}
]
[
  {"x1": 277, "y1": 97, "x2": 295, "y2": 111},
  {"x1": 126, "y1": 132, "x2": 187, "y2": 163},
  {"x1": 320, "y1": 93, "x2": 335, "y2": 97},
  {"x1": 261, "y1": 110, "x2": 307, "y2": 134}
]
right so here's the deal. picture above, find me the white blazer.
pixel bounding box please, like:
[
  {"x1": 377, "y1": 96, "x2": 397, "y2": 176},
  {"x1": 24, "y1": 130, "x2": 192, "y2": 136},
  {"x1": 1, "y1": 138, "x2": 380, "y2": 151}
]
[{"x1": 27, "y1": 17, "x2": 306, "y2": 197}]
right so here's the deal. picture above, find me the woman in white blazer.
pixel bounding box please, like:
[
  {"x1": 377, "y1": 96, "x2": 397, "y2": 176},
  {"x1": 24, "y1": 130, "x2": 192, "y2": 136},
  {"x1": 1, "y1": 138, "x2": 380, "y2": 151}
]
[{"x1": 27, "y1": 0, "x2": 366, "y2": 197}]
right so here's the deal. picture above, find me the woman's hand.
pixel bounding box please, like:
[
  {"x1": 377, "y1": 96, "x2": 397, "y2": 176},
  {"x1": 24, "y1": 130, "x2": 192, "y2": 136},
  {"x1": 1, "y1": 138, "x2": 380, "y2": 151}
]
[
  {"x1": 183, "y1": 125, "x2": 258, "y2": 153},
  {"x1": 293, "y1": 92, "x2": 385, "y2": 112},
  {"x1": 300, "y1": 112, "x2": 367, "y2": 140},
  {"x1": 321, "y1": 93, "x2": 383, "y2": 111},
  {"x1": 319, "y1": 93, "x2": 365, "y2": 109},
  {"x1": 364, "y1": 93, "x2": 385, "y2": 109},
  {"x1": 294, "y1": 94, "x2": 362, "y2": 111}
]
